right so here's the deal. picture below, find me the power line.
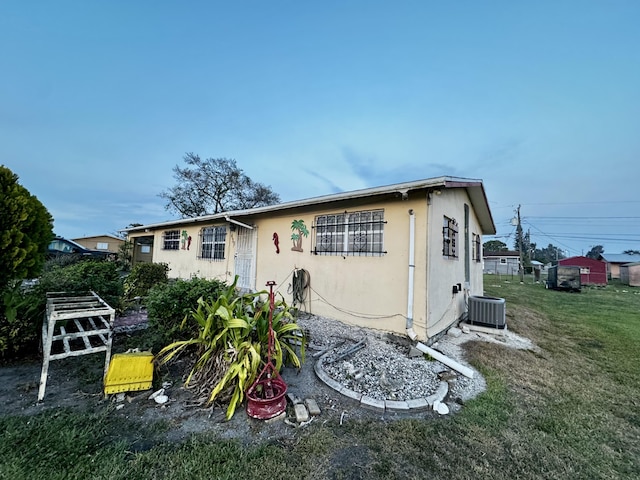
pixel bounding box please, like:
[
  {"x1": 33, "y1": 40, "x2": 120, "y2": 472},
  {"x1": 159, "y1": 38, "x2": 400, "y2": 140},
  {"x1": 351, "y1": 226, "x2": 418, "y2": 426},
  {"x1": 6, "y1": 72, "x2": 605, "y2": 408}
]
[
  {"x1": 527, "y1": 216, "x2": 640, "y2": 220},
  {"x1": 520, "y1": 200, "x2": 640, "y2": 206}
]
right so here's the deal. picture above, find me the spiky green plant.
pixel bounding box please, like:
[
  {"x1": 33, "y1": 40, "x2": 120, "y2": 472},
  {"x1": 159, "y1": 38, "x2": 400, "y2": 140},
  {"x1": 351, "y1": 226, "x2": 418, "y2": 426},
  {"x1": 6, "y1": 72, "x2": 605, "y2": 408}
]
[{"x1": 155, "y1": 277, "x2": 305, "y2": 419}]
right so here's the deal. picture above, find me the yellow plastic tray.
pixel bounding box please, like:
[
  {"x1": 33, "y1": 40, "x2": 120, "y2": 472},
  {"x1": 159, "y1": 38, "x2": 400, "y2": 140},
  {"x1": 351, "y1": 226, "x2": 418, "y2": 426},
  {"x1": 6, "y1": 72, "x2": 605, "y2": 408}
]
[{"x1": 104, "y1": 351, "x2": 154, "y2": 394}]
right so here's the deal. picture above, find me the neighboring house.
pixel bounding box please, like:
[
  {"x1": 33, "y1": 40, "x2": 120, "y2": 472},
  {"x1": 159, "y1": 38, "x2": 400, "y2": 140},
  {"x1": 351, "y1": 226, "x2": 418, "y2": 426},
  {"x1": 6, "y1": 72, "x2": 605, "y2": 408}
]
[
  {"x1": 483, "y1": 251, "x2": 520, "y2": 275},
  {"x1": 72, "y1": 234, "x2": 124, "y2": 255},
  {"x1": 598, "y1": 253, "x2": 640, "y2": 279},
  {"x1": 558, "y1": 256, "x2": 607, "y2": 285},
  {"x1": 620, "y1": 262, "x2": 640, "y2": 287},
  {"x1": 124, "y1": 176, "x2": 496, "y2": 342}
]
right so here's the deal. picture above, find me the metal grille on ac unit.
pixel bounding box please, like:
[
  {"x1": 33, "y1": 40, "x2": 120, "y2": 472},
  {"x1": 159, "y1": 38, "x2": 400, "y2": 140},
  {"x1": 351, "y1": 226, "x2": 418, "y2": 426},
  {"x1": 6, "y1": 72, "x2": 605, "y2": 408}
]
[{"x1": 468, "y1": 296, "x2": 506, "y2": 328}]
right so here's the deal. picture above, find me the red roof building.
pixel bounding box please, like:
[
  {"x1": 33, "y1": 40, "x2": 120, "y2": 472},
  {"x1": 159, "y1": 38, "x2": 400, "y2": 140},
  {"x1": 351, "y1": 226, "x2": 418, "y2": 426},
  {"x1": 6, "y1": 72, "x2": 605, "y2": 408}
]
[{"x1": 558, "y1": 256, "x2": 607, "y2": 285}]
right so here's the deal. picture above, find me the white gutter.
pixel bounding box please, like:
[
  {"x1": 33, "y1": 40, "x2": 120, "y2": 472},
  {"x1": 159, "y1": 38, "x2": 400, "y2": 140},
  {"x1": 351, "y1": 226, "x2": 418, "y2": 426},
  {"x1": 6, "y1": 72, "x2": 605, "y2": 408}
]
[
  {"x1": 225, "y1": 216, "x2": 254, "y2": 230},
  {"x1": 406, "y1": 209, "x2": 418, "y2": 341}
]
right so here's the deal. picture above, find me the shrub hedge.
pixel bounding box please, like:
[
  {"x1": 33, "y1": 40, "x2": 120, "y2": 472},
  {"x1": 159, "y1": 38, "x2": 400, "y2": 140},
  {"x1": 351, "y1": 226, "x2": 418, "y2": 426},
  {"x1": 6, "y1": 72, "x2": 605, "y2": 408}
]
[
  {"x1": 146, "y1": 277, "x2": 228, "y2": 343},
  {"x1": 123, "y1": 262, "x2": 169, "y2": 302},
  {"x1": 0, "y1": 260, "x2": 124, "y2": 359}
]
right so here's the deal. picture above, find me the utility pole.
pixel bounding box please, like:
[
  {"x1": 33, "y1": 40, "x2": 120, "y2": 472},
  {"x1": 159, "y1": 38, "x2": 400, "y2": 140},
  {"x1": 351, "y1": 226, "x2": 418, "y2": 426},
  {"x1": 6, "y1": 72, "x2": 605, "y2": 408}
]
[{"x1": 513, "y1": 204, "x2": 524, "y2": 283}]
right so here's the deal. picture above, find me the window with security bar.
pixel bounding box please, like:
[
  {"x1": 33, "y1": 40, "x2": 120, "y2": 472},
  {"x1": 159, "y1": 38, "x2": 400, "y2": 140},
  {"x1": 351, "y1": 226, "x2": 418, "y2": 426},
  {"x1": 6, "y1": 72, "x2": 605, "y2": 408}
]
[
  {"x1": 473, "y1": 233, "x2": 482, "y2": 262},
  {"x1": 198, "y1": 226, "x2": 226, "y2": 260},
  {"x1": 313, "y1": 209, "x2": 386, "y2": 256},
  {"x1": 443, "y1": 216, "x2": 458, "y2": 258},
  {"x1": 162, "y1": 230, "x2": 180, "y2": 250}
]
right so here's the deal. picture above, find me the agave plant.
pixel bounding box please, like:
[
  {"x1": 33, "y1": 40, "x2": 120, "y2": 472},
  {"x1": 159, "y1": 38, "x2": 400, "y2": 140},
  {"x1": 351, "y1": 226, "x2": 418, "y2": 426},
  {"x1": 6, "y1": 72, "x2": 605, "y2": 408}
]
[{"x1": 155, "y1": 277, "x2": 305, "y2": 419}]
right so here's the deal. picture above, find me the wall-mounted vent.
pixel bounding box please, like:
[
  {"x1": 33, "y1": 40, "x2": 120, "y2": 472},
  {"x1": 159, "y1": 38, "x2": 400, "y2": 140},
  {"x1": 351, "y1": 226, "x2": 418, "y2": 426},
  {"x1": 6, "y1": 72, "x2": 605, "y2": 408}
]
[{"x1": 468, "y1": 296, "x2": 506, "y2": 329}]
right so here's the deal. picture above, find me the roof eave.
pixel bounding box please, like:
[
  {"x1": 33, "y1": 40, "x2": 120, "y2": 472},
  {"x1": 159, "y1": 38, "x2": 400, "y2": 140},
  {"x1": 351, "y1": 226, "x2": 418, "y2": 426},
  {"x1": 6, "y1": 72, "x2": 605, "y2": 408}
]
[{"x1": 123, "y1": 176, "x2": 497, "y2": 234}]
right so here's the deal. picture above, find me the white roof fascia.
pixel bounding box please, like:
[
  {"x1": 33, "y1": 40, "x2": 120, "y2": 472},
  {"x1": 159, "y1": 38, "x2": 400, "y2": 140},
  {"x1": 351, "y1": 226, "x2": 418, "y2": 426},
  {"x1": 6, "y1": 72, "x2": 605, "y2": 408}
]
[{"x1": 124, "y1": 176, "x2": 496, "y2": 235}]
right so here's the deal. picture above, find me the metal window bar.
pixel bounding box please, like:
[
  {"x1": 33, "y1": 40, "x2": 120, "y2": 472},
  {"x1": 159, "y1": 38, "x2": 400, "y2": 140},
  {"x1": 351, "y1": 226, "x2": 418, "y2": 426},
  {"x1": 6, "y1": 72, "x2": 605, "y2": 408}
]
[
  {"x1": 313, "y1": 210, "x2": 386, "y2": 256},
  {"x1": 443, "y1": 217, "x2": 458, "y2": 258},
  {"x1": 162, "y1": 230, "x2": 180, "y2": 250},
  {"x1": 213, "y1": 227, "x2": 226, "y2": 259},
  {"x1": 198, "y1": 227, "x2": 226, "y2": 260}
]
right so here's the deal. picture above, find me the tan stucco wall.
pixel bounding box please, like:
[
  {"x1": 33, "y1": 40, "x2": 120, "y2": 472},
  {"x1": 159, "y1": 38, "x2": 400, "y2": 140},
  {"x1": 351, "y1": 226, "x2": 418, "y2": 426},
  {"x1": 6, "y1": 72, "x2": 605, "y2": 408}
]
[
  {"x1": 251, "y1": 196, "x2": 428, "y2": 337},
  {"x1": 131, "y1": 187, "x2": 488, "y2": 341},
  {"x1": 149, "y1": 224, "x2": 234, "y2": 282},
  {"x1": 72, "y1": 235, "x2": 124, "y2": 254},
  {"x1": 424, "y1": 189, "x2": 486, "y2": 338}
]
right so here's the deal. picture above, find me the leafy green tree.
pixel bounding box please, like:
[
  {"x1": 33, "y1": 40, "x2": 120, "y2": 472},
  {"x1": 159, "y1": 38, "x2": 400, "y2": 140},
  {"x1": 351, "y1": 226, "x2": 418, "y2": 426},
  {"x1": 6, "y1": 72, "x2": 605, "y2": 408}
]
[
  {"x1": 623, "y1": 249, "x2": 640, "y2": 255},
  {"x1": 160, "y1": 154, "x2": 280, "y2": 218},
  {"x1": 483, "y1": 240, "x2": 508, "y2": 252},
  {"x1": 533, "y1": 243, "x2": 566, "y2": 264},
  {"x1": 0, "y1": 166, "x2": 53, "y2": 289},
  {"x1": 586, "y1": 245, "x2": 604, "y2": 259}
]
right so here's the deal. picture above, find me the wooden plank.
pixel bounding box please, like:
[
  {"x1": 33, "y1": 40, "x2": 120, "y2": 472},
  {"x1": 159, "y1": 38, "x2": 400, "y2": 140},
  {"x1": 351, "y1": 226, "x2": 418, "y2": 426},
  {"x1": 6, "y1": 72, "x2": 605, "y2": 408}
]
[
  {"x1": 49, "y1": 308, "x2": 114, "y2": 321},
  {"x1": 49, "y1": 346, "x2": 108, "y2": 360},
  {"x1": 88, "y1": 317, "x2": 108, "y2": 344},
  {"x1": 51, "y1": 328, "x2": 110, "y2": 343},
  {"x1": 59, "y1": 325, "x2": 71, "y2": 353},
  {"x1": 73, "y1": 319, "x2": 92, "y2": 350},
  {"x1": 39, "y1": 291, "x2": 115, "y2": 402}
]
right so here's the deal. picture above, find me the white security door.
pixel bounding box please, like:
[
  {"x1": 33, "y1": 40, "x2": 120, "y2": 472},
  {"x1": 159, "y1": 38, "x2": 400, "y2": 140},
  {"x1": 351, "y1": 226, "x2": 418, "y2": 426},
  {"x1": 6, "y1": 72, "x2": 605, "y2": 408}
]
[{"x1": 234, "y1": 226, "x2": 257, "y2": 291}]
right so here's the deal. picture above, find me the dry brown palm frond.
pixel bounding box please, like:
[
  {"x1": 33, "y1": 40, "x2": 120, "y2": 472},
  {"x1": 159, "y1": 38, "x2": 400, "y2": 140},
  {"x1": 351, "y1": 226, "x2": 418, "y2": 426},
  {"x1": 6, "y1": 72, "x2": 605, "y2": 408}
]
[{"x1": 182, "y1": 349, "x2": 234, "y2": 406}]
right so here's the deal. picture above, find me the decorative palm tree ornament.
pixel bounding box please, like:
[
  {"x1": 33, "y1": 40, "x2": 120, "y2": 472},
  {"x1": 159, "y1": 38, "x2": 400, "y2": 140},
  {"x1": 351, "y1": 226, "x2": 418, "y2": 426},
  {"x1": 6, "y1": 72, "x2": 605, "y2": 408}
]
[{"x1": 290, "y1": 219, "x2": 309, "y2": 252}]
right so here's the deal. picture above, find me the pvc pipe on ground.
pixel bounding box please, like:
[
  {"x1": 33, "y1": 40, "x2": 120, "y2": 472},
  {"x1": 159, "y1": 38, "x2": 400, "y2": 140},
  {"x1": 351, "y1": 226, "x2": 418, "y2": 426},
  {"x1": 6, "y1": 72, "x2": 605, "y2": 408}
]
[{"x1": 415, "y1": 342, "x2": 475, "y2": 379}]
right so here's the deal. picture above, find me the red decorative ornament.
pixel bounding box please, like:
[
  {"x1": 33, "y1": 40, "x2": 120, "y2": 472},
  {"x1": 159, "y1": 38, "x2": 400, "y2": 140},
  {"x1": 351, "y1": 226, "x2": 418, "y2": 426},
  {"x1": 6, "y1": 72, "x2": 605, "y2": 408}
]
[{"x1": 272, "y1": 232, "x2": 280, "y2": 254}]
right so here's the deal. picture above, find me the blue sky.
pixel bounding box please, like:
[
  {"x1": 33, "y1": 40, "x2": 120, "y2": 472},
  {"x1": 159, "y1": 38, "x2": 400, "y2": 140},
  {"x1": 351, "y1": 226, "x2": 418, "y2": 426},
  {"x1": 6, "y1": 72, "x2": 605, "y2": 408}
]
[{"x1": 2, "y1": 1, "x2": 639, "y2": 256}]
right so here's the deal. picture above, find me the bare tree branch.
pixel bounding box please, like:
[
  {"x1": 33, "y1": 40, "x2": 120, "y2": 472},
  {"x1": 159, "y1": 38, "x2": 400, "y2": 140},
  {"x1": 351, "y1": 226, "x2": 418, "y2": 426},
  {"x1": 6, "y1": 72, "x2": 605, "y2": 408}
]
[{"x1": 160, "y1": 153, "x2": 281, "y2": 218}]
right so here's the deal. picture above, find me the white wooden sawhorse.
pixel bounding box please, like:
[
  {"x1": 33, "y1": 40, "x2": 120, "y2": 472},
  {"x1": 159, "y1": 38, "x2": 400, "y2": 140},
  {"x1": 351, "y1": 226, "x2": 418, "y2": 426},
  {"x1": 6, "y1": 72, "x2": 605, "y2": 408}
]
[{"x1": 38, "y1": 291, "x2": 115, "y2": 402}]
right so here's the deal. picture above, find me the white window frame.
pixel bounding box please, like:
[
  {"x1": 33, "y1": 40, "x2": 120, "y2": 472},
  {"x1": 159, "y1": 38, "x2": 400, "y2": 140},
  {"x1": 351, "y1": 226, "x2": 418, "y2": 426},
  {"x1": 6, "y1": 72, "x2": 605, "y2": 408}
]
[
  {"x1": 162, "y1": 230, "x2": 180, "y2": 250},
  {"x1": 199, "y1": 226, "x2": 226, "y2": 260}
]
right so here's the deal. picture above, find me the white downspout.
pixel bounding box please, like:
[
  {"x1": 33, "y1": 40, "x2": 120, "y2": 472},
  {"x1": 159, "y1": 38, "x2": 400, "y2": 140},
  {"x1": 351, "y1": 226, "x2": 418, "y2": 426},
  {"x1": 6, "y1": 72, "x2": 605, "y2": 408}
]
[{"x1": 406, "y1": 209, "x2": 418, "y2": 341}]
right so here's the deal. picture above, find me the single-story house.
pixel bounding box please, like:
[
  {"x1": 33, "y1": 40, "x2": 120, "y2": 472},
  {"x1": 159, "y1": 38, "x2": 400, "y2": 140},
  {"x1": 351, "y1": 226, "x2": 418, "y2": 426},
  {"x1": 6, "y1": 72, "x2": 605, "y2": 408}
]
[
  {"x1": 483, "y1": 251, "x2": 520, "y2": 275},
  {"x1": 598, "y1": 253, "x2": 640, "y2": 279},
  {"x1": 558, "y1": 256, "x2": 607, "y2": 286},
  {"x1": 72, "y1": 234, "x2": 125, "y2": 255},
  {"x1": 620, "y1": 262, "x2": 640, "y2": 287},
  {"x1": 123, "y1": 176, "x2": 496, "y2": 342}
]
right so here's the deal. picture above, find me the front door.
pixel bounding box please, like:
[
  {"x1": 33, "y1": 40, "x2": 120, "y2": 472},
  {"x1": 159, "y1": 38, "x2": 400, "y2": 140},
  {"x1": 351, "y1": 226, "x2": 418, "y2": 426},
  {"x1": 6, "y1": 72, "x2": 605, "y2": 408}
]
[{"x1": 234, "y1": 226, "x2": 257, "y2": 291}]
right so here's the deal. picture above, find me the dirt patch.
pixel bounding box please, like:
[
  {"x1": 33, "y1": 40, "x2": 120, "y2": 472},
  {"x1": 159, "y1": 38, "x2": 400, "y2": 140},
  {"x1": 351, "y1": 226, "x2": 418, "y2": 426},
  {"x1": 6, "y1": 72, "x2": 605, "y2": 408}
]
[{"x1": 0, "y1": 311, "x2": 536, "y2": 446}]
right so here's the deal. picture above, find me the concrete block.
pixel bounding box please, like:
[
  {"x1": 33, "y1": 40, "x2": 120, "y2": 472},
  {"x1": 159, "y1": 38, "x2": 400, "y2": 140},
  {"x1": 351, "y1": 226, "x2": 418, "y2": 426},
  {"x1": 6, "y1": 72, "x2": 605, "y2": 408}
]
[
  {"x1": 323, "y1": 375, "x2": 344, "y2": 392},
  {"x1": 385, "y1": 400, "x2": 410, "y2": 411},
  {"x1": 447, "y1": 327, "x2": 462, "y2": 338},
  {"x1": 340, "y1": 388, "x2": 363, "y2": 402},
  {"x1": 294, "y1": 404, "x2": 309, "y2": 422},
  {"x1": 286, "y1": 392, "x2": 302, "y2": 404},
  {"x1": 305, "y1": 398, "x2": 321, "y2": 416},
  {"x1": 406, "y1": 397, "x2": 430, "y2": 411},
  {"x1": 360, "y1": 396, "x2": 385, "y2": 412},
  {"x1": 426, "y1": 381, "x2": 449, "y2": 406}
]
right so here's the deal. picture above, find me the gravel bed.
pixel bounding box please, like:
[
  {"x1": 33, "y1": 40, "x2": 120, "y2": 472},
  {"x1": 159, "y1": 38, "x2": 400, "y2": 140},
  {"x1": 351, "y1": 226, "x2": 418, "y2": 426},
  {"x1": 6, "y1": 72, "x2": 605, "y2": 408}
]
[{"x1": 296, "y1": 314, "x2": 478, "y2": 403}]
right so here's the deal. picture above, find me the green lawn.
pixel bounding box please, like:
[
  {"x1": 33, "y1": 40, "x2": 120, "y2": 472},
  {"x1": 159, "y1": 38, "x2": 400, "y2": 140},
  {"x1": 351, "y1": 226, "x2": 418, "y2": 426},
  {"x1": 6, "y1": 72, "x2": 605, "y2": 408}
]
[{"x1": 1, "y1": 277, "x2": 639, "y2": 479}]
